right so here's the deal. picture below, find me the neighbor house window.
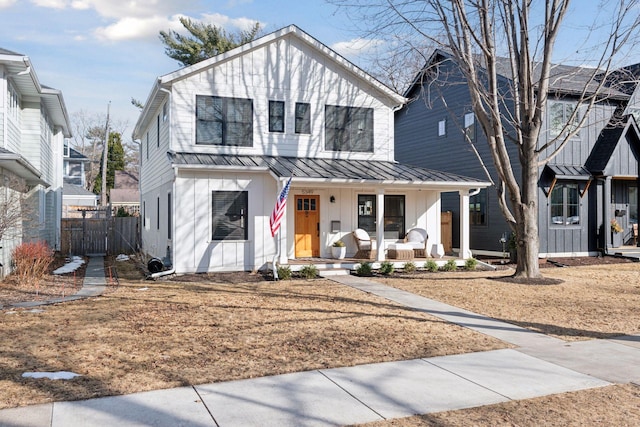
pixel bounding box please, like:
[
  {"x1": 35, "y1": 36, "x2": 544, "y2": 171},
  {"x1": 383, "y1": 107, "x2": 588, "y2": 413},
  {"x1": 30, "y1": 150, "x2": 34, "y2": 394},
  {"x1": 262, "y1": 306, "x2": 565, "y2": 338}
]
[
  {"x1": 550, "y1": 183, "x2": 580, "y2": 226},
  {"x1": 438, "y1": 118, "x2": 446, "y2": 137},
  {"x1": 549, "y1": 100, "x2": 580, "y2": 137},
  {"x1": 470, "y1": 189, "x2": 487, "y2": 226},
  {"x1": 212, "y1": 191, "x2": 248, "y2": 240},
  {"x1": 325, "y1": 105, "x2": 373, "y2": 152},
  {"x1": 162, "y1": 102, "x2": 168, "y2": 122},
  {"x1": 295, "y1": 102, "x2": 311, "y2": 134},
  {"x1": 146, "y1": 132, "x2": 149, "y2": 160},
  {"x1": 630, "y1": 186, "x2": 638, "y2": 224},
  {"x1": 157, "y1": 114, "x2": 160, "y2": 147},
  {"x1": 157, "y1": 196, "x2": 160, "y2": 230},
  {"x1": 464, "y1": 112, "x2": 475, "y2": 141},
  {"x1": 196, "y1": 95, "x2": 253, "y2": 146},
  {"x1": 357, "y1": 195, "x2": 406, "y2": 239},
  {"x1": 167, "y1": 192, "x2": 172, "y2": 240},
  {"x1": 269, "y1": 100, "x2": 285, "y2": 132}
]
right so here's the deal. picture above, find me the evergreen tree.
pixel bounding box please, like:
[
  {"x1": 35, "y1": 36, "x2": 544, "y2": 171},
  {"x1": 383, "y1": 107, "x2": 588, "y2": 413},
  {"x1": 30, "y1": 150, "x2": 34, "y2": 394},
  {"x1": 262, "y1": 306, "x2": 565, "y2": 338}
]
[
  {"x1": 159, "y1": 17, "x2": 260, "y2": 67},
  {"x1": 94, "y1": 132, "x2": 125, "y2": 196}
]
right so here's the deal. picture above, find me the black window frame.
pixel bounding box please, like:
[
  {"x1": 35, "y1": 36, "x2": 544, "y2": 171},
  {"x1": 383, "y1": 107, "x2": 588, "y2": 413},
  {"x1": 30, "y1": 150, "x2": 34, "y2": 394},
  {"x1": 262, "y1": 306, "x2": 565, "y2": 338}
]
[
  {"x1": 357, "y1": 194, "x2": 406, "y2": 239},
  {"x1": 470, "y1": 189, "x2": 488, "y2": 226},
  {"x1": 325, "y1": 105, "x2": 374, "y2": 152},
  {"x1": 269, "y1": 100, "x2": 285, "y2": 133},
  {"x1": 295, "y1": 102, "x2": 311, "y2": 134},
  {"x1": 196, "y1": 95, "x2": 253, "y2": 147},
  {"x1": 212, "y1": 191, "x2": 248, "y2": 241}
]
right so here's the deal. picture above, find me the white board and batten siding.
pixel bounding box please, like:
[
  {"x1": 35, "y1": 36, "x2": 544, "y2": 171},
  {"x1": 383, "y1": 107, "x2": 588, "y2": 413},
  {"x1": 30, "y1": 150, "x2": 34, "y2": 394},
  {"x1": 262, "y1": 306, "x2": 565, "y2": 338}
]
[
  {"x1": 169, "y1": 33, "x2": 395, "y2": 162},
  {"x1": 172, "y1": 171, "x2": 277, "y2": 273}
]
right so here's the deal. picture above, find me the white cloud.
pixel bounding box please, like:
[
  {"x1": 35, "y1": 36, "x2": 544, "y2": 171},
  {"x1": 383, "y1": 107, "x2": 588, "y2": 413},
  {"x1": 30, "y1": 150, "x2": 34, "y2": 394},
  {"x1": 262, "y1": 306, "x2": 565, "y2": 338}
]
[
  {"x1": 201, "y1": 13, "x2": 261, "y2": 32},
  {"x1": 94, "y1": 15, "x2": 180, "y2": 42},
  {"x1": 30, "y1": 0, "x2": 67, "y2": 8},
  {"x1": 331, "y1": 37, "x2": 386, "y2": 58},
  {"x1": 0, "y1": 0, "x2": 17, "y2": 8}
]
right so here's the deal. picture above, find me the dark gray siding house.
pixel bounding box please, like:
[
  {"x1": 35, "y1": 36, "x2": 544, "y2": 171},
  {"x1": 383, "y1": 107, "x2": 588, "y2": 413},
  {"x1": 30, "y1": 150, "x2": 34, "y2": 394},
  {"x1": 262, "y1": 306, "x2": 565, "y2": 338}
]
[{"x1": 395, "y1": 50, "x2": 640, "y2": 257}]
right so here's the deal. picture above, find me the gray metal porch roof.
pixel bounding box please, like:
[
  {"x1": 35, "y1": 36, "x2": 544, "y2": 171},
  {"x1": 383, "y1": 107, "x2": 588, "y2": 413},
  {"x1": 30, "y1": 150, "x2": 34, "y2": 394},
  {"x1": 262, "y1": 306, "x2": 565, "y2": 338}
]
[{"x1": 167, "y1": 152, "x2": 488, "y2": 187}]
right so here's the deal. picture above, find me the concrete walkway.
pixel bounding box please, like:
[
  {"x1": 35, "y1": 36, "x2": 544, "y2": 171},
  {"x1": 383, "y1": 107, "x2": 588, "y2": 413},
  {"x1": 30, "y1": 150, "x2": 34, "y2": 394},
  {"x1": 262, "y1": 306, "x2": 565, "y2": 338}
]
[
  {"x1": 10, "y1": 256, "x2": 107, "y2": 309},
  {"x1": 1, "y1": 272, "x2": 640, "y2": 426}
]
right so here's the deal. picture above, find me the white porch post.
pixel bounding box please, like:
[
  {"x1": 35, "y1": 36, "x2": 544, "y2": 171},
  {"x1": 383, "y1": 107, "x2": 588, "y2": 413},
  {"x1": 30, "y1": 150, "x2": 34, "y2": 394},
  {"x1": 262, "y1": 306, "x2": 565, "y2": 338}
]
[
  {"x1": 376, "y1": 189, "x2": 385, "y2": 261},
  {"x1": 459, "y1": 190, "x2": 472, "y2": 259}
]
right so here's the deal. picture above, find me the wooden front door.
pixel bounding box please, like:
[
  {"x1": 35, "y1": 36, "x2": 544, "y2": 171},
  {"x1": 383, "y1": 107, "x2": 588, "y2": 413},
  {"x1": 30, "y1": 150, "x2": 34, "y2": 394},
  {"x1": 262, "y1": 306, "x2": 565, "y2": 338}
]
[{"x1": 294, "y1": 195, "x2": 319, "y2": 257}]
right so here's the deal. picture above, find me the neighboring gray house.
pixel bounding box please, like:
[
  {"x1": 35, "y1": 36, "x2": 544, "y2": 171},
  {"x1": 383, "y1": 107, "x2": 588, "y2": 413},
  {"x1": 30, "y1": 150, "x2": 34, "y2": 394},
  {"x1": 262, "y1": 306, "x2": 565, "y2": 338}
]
[
  {"x1": 395, "y1": 50, "x2": 640, "y2": 258},
  {"x1": 62, "y1": 140, "x2": 98, "y2": 217},
  {"x1": 0, "y1": 47, "x2": 71, "y2": 274}
]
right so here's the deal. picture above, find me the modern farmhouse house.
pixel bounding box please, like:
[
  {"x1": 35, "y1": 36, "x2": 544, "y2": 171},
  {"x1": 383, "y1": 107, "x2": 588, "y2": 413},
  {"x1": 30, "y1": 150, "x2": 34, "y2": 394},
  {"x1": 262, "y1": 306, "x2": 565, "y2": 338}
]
[
  {"x1": 133, "y1": 26, "x2": 489, "y2": 274},
  {"x1": 0, "y1": 48, "x2": 70, "y2": 275},
  {"x1": 395, "y1": 50, "x2": 640, "y2": 258}
]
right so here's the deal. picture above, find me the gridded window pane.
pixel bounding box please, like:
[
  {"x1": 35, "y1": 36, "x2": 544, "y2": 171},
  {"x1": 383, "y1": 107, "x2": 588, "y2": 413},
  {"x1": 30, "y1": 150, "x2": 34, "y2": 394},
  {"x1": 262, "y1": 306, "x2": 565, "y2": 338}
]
[
  {"x1": 269, "y1": 100, "x2": 285, "y2": 132},
  {"x1": 470, "y1": 189, "x2": 487, "y2": 226},
  {"x1": 384, "y1": 195, "x2": 405, "y2": 239},
  {"x1": 464, "y1": 112, "x2": 475, "y2": 141},
  {"x1": 550, "y1": 183, "x2": 580, "y2": 226},
  {"x1": 630, "y1": 186, "x2": 638, "y2": 223},
  {"x1": 325, "y1": 105, "x2": 373, "y2": 152},
  {"x1": 295, "y1": 102, "x2": 311, "y2": 134},
  {"x1": 549, "y1": 101, "x2": 580, "y2": 138},
  {"x1": 358, "y1": 195, "x2": 376, "y2": 235},
  {"x1": 196, "y1": 95, "x2": 252, "y2": 146},
  {"x1": 212, "y1": 191, "x2": 248, "y2": 240}
]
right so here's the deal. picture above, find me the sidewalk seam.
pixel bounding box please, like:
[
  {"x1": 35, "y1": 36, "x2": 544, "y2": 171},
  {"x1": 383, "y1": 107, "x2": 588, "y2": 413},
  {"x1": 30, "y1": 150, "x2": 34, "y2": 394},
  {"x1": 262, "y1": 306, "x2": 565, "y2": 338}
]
[{"x1": 317, "y1": 369, "x2": 387, "y2": 422}]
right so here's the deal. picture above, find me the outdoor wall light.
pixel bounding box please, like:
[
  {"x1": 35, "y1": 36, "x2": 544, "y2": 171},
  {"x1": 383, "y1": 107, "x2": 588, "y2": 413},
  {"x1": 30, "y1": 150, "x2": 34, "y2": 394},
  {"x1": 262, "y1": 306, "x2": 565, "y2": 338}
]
[{"x1": 330, "y1": 195, "x2": 336, "y2": 203}]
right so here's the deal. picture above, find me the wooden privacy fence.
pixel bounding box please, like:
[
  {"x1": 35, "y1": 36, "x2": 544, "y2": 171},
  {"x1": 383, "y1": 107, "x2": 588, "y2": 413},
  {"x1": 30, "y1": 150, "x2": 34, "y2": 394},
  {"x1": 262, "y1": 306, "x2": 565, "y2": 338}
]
[{"x1": 61, "y1": 217, "x2": 140, "y2": 256}]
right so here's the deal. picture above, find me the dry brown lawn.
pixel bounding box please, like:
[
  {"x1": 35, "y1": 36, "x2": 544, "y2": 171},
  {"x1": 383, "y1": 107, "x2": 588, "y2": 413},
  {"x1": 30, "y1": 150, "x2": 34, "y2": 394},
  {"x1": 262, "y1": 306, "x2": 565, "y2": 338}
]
[{"x1": 1, "y1": 256, "x2": 640, "y2": 426}]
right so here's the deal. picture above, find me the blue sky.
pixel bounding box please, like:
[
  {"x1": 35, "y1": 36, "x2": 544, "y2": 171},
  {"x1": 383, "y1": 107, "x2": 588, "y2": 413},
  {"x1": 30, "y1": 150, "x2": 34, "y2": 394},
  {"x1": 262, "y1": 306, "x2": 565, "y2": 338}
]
[
  {"x1": 0, "y1": 0, "x2": 364, "y2": 140},
  {"x1": 1, "y1": 0, "x2": 638, "y2": 142}
]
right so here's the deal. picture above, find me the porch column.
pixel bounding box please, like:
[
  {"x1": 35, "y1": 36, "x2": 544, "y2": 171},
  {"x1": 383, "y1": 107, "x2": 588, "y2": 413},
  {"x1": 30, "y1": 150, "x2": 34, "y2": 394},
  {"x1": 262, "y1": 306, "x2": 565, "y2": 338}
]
[
  {"x1": 376, "y1": 189, "x2": 385, "y2": 261},
  {"x1": 604, "y1": 176, "x2": 612, "y2": 251},
  {"x1": 459, "y1": 190, "x2": 472, "y2": 259}
]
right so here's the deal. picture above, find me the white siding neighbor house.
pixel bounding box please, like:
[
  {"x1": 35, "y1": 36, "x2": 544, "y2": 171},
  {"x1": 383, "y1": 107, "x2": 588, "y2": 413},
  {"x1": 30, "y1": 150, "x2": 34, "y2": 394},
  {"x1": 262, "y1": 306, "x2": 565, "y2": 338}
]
[
  {"x1": 133, "y1": 25, "x2": 488, "y2": 274},
  {"x1": 0, "y1": 48, "x2": 71, "y2": 276}
]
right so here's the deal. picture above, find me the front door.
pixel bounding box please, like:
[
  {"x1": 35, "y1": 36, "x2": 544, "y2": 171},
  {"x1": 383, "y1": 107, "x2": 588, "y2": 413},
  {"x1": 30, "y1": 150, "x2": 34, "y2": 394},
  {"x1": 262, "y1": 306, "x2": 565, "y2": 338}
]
[{"x1": 294, "y1": 195, "x2": 319, "y2": 257}]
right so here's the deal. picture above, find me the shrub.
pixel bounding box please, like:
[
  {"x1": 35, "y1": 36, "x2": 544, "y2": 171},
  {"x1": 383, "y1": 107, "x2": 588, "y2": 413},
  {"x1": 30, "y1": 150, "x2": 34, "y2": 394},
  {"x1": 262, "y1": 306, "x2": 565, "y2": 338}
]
[
  {"x1": 299, "y1": 264, "x2": 319, "y2": 279},
  {"x1": 464, "y1": 258, "x2": 478, "y2": 271},
  {"x1": 442, "y1": 259, "x2": 458, "y2": 271},
  {"x1": 277, "y1": 265, "x2": 292, "y2": 280},
  {"x1": 403, "y1": 261, "x2": 417, "y2": 273},
  {"x1": 379, "y1": 261, "x2": 395, "y2": 275},
  {"x1": 424, "y1": 260, "x2": 439, "y2": 272},
  {"x1": 12, "y1": 241, "x2": 54, "y2": 290},
  {"x1": 356, "y1": 262, "x2": 373, "y2": 276}
]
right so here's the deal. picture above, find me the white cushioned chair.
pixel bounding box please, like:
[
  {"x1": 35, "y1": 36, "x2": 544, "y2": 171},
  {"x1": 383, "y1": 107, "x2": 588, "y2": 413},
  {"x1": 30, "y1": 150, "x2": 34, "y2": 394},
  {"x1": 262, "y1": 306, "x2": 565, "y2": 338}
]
[
  {"x1": 404, "y1": 228, "x2": 428, "y2": 257},
  {"x1": 352, "y1": 228, "x2": 377, "y2": 259}
]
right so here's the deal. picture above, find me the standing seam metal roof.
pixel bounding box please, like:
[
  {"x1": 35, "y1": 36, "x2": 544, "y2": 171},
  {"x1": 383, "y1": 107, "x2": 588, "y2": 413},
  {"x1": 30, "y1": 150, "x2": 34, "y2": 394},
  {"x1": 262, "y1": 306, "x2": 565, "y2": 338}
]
[{"x1": 167, "y1": 152, "x2": 486, "y2": 184}]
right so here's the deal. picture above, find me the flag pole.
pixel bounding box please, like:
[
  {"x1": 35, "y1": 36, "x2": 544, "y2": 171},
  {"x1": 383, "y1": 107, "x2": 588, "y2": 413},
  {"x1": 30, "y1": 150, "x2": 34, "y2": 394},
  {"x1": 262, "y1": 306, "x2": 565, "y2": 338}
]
[{"x1": 272, "y1": 228, "x2": 280, "y2": 281}]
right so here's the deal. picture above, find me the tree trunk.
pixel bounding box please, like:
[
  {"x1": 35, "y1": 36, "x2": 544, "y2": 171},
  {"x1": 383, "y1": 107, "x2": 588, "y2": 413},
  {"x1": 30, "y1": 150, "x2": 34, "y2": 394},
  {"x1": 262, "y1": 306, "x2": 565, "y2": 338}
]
[{"x1": 513, "y1": 150, "x2": 542, "y2": 279}]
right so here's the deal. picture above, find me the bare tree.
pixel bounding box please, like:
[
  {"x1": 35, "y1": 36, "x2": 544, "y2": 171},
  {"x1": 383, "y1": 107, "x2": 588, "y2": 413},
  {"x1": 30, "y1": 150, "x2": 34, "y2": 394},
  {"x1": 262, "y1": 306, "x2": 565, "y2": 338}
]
[
  {"x1": 70, "y1": 110, "x2": 132, "y2": 192},
  {"x1": 333, "y1": 0, "x2": 640, "y2": 279},
  {"x1": 0, "y1": 173, "x2": 32, "y2": 242}
]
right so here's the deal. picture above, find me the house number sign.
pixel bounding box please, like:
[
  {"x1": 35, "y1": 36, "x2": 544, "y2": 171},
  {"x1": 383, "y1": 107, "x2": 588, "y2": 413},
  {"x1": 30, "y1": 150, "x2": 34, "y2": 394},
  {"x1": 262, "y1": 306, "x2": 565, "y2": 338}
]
[{"x1": 300, "y1": 189, "x2": 315, "y2": 194}]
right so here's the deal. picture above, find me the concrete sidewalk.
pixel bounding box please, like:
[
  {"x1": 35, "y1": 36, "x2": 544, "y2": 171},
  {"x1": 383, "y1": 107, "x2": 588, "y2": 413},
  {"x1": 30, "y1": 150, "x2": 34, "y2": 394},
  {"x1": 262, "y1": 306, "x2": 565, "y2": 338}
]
[{"x1": 1, "y1": 273, "x2": 639, "y2": 426}]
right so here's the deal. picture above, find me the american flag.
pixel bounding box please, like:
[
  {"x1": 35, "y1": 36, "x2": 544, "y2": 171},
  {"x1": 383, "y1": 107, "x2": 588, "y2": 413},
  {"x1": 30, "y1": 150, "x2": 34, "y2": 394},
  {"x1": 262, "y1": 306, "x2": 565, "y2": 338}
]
[{"x1": 270, "y1": 177, "x2": 292, "y2": 237}]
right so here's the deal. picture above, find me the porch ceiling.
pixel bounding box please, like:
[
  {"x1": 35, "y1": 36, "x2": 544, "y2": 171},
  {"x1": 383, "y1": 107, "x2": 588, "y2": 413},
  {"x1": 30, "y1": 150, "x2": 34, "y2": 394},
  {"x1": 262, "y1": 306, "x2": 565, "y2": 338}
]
[{"x1": 168, "y1": 152, "x2": 490, "y2": 190}]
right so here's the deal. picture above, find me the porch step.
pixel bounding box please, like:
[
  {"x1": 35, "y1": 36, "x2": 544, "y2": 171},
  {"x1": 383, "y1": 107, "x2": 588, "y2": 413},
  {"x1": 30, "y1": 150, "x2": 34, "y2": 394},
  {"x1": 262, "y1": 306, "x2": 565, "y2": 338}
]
[{"x1": 318, "y1": 268, "x2": 351, "y2": 277}]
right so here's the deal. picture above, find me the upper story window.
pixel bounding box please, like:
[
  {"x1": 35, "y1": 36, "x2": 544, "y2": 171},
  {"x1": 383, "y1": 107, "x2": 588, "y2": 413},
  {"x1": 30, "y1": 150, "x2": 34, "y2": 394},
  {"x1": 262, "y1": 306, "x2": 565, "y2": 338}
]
[
  {"x1": 464, "y1": 112, "x2": 475, "y2": 141},
  {"x1": 157, "y1": 114, "x2": 160, "y2": 147},
  {"x1": 295, "y1": 102, "x2": 311, "y2": 134},
  {"x1": 438, "y1": 118, "x2": 446, "y2": 137},
  {"x1": 549, "y1": 100, "x2": 580, "y2": 138},
  {"x1": 63, "y1": 140, "x2": 70, "y2": 157},
  {"x1": 162, "y1": 102, "x2": 168, "y2": 122},
  {"x1": 550, "y1": 182, "x2": 580, "y2": 226},
  {"x1": 196, "y1": 95, "x2": 253, "y2": 147},
  {"x1": 325, "y1": 105, "x2": 373, "y2": 152},
  {"x1": 470, "y1": 189, "x2": 487, "y2": 226},
  {"x1": 7, "y1": 83, "x2": 19, "y2": 119},
  {"x1": 269, "y1": 100, "x2": 285, "y2": 133}
]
